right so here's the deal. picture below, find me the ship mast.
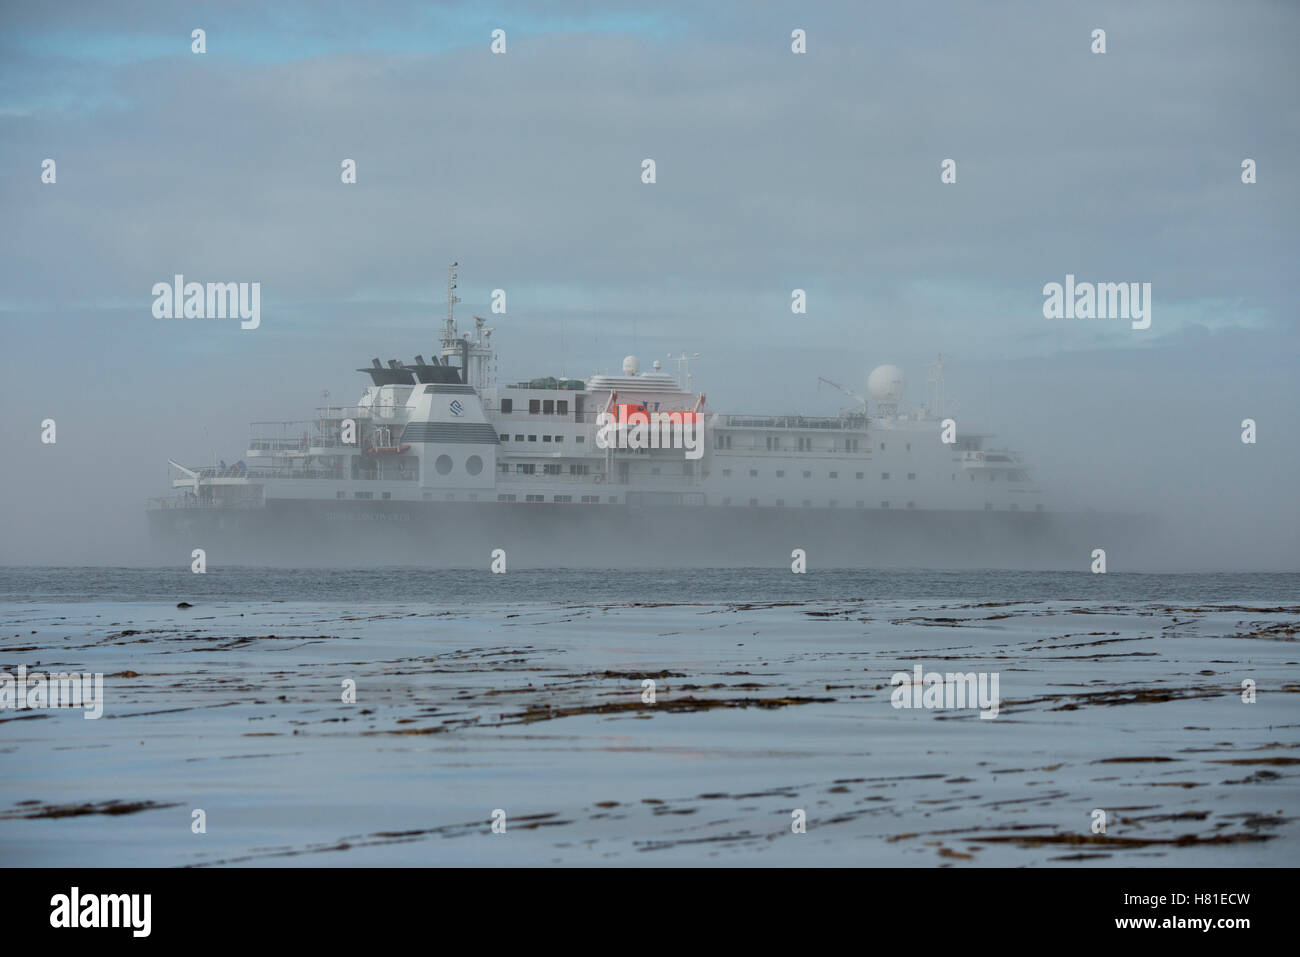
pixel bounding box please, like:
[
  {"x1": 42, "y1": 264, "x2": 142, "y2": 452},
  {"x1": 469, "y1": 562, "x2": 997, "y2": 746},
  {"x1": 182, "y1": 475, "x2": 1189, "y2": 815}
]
[
  {"x1": 667, "y1": 351, "x2": 701, "y2": 391},
  {"x1": 926, "y1": 354, "x2": 946, "y2": 419},
  {"x1": 440, "y1": 262, "x2": 462, "y2": 362}
]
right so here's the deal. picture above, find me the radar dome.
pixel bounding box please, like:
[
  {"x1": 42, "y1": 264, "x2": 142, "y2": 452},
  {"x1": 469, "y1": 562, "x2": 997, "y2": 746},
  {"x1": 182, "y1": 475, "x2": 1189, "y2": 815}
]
[
  {"x1": 622, "y1": 355, "x2": 640, "y2": 376},
  {"x1": 867, "y1": 364, "x2": 905, "y2": 404}
]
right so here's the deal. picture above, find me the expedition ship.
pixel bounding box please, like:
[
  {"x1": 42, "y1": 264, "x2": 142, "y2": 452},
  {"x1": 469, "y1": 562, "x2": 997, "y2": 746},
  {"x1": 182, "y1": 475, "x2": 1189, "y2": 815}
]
[{"x1": 147, "y1": 266, "x2": 1128, "y2": 568}]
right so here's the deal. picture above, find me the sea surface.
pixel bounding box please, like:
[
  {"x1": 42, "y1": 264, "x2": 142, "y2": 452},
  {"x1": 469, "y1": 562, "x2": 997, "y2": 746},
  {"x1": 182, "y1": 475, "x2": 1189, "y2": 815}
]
[
  {"x1": 2, "y1": 566, "x2": 1297, "y2": 605},
  {"x1": 1, "y1": 567, "x2": 1297, "y2": 867}
]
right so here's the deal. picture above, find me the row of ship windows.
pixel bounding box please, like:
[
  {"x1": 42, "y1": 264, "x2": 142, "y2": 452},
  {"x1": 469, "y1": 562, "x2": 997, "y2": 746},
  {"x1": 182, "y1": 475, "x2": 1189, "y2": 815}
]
[
  {"x1": 719, "y1": 436, "x2": 888, "y2": 452},
  {"x1": 501, "y1": 463, "x2": 592, "y2": 475},
  {"x1": 342, "y1": 491, "x2": 485, "y2": 501},
  {"x1": 718, "y1": 470, "x2": 1014, "y2": 483},
  {"x1": 719, "y1": 499, "x2": 1039, "y2": 511},
  {"x1": 498, "y1": 494, "x2": 618, "y2": 504},
  {"x1": 723, "y1": 469, "x2": 920, "y2": 480},
  {"x1": 499, "y1": 399, "x2": 570, "y2": 415},
  {"x1": 500, "y1": 434, "x2": 585, "y2": 444},
  {"x1": 332, "y1": 491, "x2": 1036, "y2": 510},
  {"x1": 337, "y1": 491, "x2": 621, "y2": 504}
]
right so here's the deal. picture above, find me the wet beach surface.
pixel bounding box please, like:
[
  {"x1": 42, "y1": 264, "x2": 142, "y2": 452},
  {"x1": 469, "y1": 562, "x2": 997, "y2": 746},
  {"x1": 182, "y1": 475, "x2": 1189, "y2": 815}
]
[{"x1": 1, "y1": 597, "x2": 1297, "y2": 866}]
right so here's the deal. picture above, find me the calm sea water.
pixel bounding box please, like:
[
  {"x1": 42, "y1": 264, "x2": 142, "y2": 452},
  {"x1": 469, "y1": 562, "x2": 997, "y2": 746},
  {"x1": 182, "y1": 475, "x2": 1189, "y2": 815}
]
[{"x1": 0, "y1": 566, "x2": 1294, "y2": 605}]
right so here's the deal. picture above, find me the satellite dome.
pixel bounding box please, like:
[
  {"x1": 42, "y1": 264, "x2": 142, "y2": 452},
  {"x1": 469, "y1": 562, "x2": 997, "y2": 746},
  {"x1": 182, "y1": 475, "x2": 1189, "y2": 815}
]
[
  {"x1": 867, "y1": 364, "x2": 905, "y2": 404},
  {"x1": 622, "y1": 355, "x2": 640, "y2": 376}
]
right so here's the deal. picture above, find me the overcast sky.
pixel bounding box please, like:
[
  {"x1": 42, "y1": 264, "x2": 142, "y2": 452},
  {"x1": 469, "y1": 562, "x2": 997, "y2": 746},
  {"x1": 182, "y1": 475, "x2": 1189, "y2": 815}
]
[{"x1": 1, "y1": 1, "x2": 1296, "y2": 566}]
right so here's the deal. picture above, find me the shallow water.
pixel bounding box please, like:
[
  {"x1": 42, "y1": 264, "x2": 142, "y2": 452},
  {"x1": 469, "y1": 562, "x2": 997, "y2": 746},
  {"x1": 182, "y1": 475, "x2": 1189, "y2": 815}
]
[
  {"x1": 2, "y1": 575, "x2": 1296, "y2": 866},
  {"x1": 2, "y1": 566, "x2": 1296, "y2": 604}
]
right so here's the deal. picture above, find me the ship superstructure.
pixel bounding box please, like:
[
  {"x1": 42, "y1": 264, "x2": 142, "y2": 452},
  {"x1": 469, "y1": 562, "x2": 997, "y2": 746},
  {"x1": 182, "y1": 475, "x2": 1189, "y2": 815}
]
[{"x1": 148, "y1": 265, "x2": 1051, "y2": 564}]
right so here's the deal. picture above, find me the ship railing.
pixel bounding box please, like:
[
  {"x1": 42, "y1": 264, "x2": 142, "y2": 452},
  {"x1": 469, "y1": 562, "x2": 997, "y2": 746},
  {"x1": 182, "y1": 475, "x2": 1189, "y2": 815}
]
[
  {"x1": 248, "y1": 421, "x2": 313, "y2": 454},
  {"x1": 314, "y1": 406, "x2": 377, "y2": 421},
  {"x1": 495, "y1": 411, "x2": 708, "y2": 424},
  {"x1": 191, "y1": 465, "x2": 256, "y2": 478},
  {"x1": 245, "y1": 467, "x2": 416, "y2": 481},
  {"x1": 146, "y1": 496, "x2": 263, "y2": 511},
  {"x1": 721, "y1": 414, "x2": 864, "y2": 431},
  {"x1": 961, "y1": 450, "x2": 1025, "y2": 466},
  {"x1": 315, "y1": 405, "x2": 410, "y2": 423},
  {"x1": 177, "y1": 466, "x2": 417, "y2": 481},
  {"x1": 247, "y1": 439, "x2": 308, "y2": 453}
]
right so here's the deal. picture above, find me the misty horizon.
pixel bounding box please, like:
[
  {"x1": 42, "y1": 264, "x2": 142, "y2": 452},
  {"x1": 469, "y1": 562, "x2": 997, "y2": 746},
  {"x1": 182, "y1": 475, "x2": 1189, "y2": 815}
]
[{"x1": 1, "y1": 0, "x2": 1296, "y2": 569}]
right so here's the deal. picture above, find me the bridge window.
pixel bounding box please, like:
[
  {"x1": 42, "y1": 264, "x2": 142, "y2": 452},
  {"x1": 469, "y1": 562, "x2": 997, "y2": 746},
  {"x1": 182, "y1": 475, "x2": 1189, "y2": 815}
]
[{"x1": 500, "y1": 399, "x2": 513, "y2": 413}]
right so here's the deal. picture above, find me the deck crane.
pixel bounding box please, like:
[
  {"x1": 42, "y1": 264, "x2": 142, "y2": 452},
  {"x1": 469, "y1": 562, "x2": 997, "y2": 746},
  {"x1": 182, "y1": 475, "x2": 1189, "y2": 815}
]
[{"x1": 817, "y1": 375, "x2": 868, "y2": 414}]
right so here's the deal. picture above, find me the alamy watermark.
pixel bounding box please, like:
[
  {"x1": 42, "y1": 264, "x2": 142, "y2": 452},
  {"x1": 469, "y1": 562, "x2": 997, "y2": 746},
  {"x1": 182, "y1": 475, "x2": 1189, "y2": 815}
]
[
  {"x1": 1, "y1": 665, "x2": 104, "y2": 719},
  {"x1": 595, "y1": 405, "x2": 703, "y2": 459},
  {"x1": 1042, "y1": 274, "x2": 1150, "y2": 330},
  {"x1": 152, "y1": 275, "x2": 260, "y2": 329},
  {"x1": 50, "y1": 887, "x2": 150, "y2": 937},
  {"x1": 890, "y1": 665, "x2": 1000, "y2": 719}
]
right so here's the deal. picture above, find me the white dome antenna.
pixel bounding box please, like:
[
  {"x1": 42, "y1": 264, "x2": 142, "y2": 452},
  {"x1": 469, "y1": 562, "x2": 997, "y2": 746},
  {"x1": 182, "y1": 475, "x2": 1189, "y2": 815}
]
[
  {"x1": 622, "y1": 355, "x2": 640, "y2": 376},
  {"x1": 867, "y1": 364, "x2": 906, "y2": 409}
]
